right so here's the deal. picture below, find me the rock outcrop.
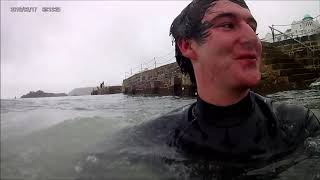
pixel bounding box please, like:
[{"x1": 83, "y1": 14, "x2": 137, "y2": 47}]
[{"x1": 21, "y1": 90, "x2": 67, "y2": 98}]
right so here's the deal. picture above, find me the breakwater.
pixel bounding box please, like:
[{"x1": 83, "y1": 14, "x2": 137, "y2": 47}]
[
  {"x1": 123, "y1": 34, "x2": 320, "y2": 96},
  {"x1": 91, "y1": 86, "x2": 122, "y2": 95},
  {"x1": 122, "y1": 63, "x2": 196, "y2": 96}
]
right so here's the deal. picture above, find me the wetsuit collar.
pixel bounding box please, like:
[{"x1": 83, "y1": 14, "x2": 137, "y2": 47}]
[{"x1": 194, "y1": 92, "x2": 254, "y2": 128}]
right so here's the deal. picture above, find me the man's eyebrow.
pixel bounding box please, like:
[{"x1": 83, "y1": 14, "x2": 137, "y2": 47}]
[
  {"x1": 207, "y1": 12, "x2": 237, "y2": 23},
  {"x1": 207, "y1": 12, "x2": 258, "y2": 27}
]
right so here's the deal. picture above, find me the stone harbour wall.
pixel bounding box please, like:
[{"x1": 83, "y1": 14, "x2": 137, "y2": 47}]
[
  {"x1": 122, "y1": 63, "x2": 196, "y2": 96},
  {"x1": 272, "y1": 33, "x2": 320, "y2": 68},
  {"x1": 123, "y1": 35, "x2": 320, "y2": 96}
]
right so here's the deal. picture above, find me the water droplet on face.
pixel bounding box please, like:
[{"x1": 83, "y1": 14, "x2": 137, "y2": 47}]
[
  {"x1": 86, "y1": 155, "x2": 98, "y2": 163},
  {"x1": 74, "y1": 165, "x2": 82, "y2": 173},
  {"x1": 304, "y1": 137, "x2": 320, "y2": 153}
]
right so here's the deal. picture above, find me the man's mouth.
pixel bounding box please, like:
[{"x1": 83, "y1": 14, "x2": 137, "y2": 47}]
[{"x1": 236, "y1": 54, "x2": 257, "y2": 61}]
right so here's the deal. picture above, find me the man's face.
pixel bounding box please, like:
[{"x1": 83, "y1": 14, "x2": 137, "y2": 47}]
[{"x1": 191, "y1": 0, "x2": 262, "y2": 90}]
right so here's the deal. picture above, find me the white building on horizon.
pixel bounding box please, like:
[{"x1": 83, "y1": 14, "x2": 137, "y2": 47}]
[{"x1": 263, "y1": 14, "x2": 320, "y2": 43}]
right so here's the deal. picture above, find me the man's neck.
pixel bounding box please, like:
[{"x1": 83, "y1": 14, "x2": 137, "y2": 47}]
[{"x1": 197, "y1": 86, "x2": 250, "y2": 106}]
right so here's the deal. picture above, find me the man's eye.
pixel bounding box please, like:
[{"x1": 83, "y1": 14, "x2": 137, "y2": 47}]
[
  {"x1": 220, "y1": 23, "x2": 234, "y2": 29},
  {"x1": 249, "y1": 24, "x2": 257, "y2": 32}
]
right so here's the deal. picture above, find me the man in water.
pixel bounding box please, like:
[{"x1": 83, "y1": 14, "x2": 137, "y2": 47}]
[
  {"x1": 165, "y1": 0, "x2": 320, "y2": 162},
  {"x1": 78, "y1": 0, "x2": 319, "y2": 178}
]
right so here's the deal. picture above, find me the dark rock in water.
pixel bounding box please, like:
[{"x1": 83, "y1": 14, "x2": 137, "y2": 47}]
[{"x1": 21, "y1": 90, "x2": 67, "y2": 98}]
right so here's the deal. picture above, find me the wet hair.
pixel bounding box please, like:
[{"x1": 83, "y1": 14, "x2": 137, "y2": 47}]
[{"x1": 169, "y1": 0, "x2": 249, "y2": 85}]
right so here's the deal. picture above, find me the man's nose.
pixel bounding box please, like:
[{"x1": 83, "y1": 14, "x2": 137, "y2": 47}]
[{"x1": 238, "y1": 23, "x2": 258, "y2": 50}]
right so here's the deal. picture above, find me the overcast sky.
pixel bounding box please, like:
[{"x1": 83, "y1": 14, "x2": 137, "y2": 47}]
[{"x1": 1, "y1": 0, "x2": 319, "y2": 99}]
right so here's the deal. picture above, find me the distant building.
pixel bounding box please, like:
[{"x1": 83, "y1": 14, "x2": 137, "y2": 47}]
[{"x1": 263, "y1": 14, "x2": 320, "y2": 43}]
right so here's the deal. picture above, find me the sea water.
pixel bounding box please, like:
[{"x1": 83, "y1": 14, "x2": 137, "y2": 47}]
[{"x1": 1, "y1": 90, "x2": 319, "y2": 180}]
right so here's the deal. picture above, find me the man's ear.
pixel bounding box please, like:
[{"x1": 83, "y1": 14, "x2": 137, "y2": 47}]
[{"x1": 177, "y1": 39, "x2": 198, "y2": 61}]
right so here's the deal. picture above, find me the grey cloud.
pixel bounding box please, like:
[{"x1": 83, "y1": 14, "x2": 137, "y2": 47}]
[{"x1": 1, "y1": 0, "x2": 319, "y2": 98}]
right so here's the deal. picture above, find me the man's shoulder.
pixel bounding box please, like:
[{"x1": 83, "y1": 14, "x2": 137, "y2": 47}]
[
  {"x1": 251, "y1": 91, "x2": 320, "y2": 137},
  {"x1": 139, "y1": 103, "x2": 193, "y2": 130},
  {"x1": 131, "y1": 103, "x2": 194, "y2": 143},
  {"x1": 251, "y1": 91, "x2": 309, "y2": 117}
]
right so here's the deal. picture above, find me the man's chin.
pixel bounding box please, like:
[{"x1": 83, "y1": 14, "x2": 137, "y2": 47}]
[
  {"x1": 237, "y1": 74, "x2": 261, "y2": 89},
  {"x1": 247, "y1": 77, "x2": 261, "y2": 88}
]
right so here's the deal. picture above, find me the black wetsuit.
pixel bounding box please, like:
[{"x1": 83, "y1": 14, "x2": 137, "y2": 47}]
[
  {"x1": 77, "y1": 91, "x2": 320, "y2": 179},
  {"x1": 166, "y1": 91, "x2": 320, "y2": 163}
]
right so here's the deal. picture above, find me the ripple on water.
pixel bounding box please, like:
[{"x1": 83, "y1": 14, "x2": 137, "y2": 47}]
[{"x1": 1, "y1": 92, "x2": 319, "y2": 179}]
